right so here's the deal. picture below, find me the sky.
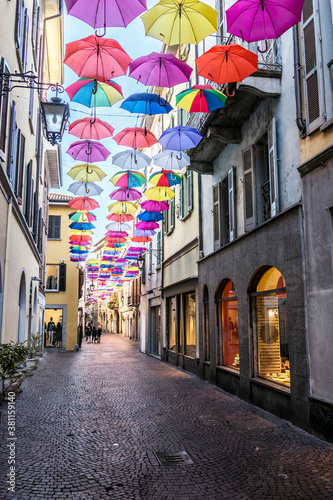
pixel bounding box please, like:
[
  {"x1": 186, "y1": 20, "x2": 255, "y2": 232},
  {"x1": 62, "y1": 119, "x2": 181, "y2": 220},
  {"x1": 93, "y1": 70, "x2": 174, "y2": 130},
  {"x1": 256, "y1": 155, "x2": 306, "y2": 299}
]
[{"x1": 51, "y1": 0, "x2": 165, "y2": 244}]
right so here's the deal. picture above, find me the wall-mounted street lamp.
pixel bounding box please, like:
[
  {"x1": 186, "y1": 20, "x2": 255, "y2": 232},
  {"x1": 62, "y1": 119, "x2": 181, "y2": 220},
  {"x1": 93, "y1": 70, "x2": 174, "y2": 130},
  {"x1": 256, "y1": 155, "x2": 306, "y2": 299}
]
[
  {"x1": 136, "y1": 255, "x2": 145, "y2": 270},
  {"x1": 40, "y1": 97, "x2": 69, "y2": 146},
  {"x1": 121, "y1": 295, "x2": 125, "y2": 305}
]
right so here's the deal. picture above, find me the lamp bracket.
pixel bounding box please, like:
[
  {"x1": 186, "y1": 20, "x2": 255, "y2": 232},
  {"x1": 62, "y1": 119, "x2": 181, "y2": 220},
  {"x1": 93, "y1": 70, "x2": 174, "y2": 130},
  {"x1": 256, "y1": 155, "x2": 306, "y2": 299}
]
[{"x1": 0, "y1": 71, "x2": 65, "y2": 96}]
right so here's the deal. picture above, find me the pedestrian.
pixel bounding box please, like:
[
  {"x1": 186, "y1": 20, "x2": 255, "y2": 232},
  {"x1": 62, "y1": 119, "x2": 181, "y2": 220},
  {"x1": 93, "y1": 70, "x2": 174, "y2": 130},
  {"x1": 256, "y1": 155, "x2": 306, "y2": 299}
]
[
  {"x1": 92, "y1": 326, "x2": 97, "y2": 343},
  {"x1": 86, "y1": 324, "x2": 92, "y2": 343},
  {"x1": 97, "y1": 324, "x2": 102, "y2": 343}
]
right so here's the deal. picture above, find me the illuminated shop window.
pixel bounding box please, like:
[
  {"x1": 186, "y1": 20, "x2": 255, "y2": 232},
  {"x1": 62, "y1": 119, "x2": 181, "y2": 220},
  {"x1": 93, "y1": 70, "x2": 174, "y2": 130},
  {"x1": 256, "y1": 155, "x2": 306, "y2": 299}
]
[
  {"x1": 217, "y1": 280, "x2": 239, "y2": 370},
  {"x1": 184, "y1": 292, "x2": 196, "y2": 358},
  {"x1": 167, "y1": 296, "x2": 177, "y2": 352}
]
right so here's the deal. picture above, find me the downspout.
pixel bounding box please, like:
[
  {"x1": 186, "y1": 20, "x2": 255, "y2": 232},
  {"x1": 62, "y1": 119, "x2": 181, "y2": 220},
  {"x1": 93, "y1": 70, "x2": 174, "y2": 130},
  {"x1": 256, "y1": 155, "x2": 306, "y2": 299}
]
[
  {"x1": 293, "y1": 25, "x2": 307, "y2": 138},
  {"x1": 1, "y1": 198, "x2": 13, "y2": 341}
]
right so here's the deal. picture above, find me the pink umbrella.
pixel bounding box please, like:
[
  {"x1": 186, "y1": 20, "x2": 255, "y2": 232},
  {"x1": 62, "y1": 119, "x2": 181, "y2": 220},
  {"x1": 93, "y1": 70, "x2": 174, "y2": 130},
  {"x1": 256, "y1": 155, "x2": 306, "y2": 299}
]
[
  {"x1": 66, "y1": 140, "x2": 111, "y2": 162},
  {"x1": 141, "y1": 200, "x2": 169, "y2": 211},
  {"x1": 69, "y1": 117, "x2": 114, "y2": 139},
  {"x1": 113, "y1": 127, "x2": 157, "y2": 149},
  {"x1": 136, "y1": 221, "x2": 159, "y2": 230},
  {"x1": 105, "y1": 230, "x2": 129, "y2": 237},
  {"x1": 109, "y1": 188, "x2": 142, "y2": 202},
  {"x1": 129, "y1": 52, "x2": 192, "y2": 88}
]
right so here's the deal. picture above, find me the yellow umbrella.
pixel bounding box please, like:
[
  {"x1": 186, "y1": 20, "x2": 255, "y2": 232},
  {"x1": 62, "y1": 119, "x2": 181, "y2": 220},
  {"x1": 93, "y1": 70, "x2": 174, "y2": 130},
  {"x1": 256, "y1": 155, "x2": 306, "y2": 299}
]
[
  {"x1": 67, "y1": 163, "x2": 106, "y2": 182},
  {"x1": 86, "y1": 258, "x2": 100, "y2": 265},
  {"x1": 141, "y1": 0, "x2": 218, "y2": 46},
  {"x1": 70, "y1": 229, "x2": 94, "y2": 235},
  {"x1": 108, "y1": 201, "x2": 138, "y2": 214},
  {"x1": 145, "y1": 186, "x2": 176, "y2": 201}
]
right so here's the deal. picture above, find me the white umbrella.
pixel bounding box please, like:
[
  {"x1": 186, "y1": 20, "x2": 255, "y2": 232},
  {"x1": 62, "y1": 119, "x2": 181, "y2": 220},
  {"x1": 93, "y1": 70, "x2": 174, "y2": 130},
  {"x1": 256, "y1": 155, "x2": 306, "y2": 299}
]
[
  {"x1": 105, "y1": 222, "x2": 132, "y2": 231},
  {"x1": 152, "y1": 150, "x2": 190, "y2": 170},
  {"x1": 68, "y1": 181, "x2": 103, "y2": 196},
  {"x1": 112, "y1": 149, "x2": 151, "y2": 170}
]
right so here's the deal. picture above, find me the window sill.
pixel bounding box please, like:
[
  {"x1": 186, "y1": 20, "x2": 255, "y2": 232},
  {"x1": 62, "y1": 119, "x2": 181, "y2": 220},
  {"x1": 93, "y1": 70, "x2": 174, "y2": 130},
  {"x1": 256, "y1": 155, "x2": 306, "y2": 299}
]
[
  {"x1": 250, "y1": 377, "x2": 291, "y2": 394},
  {"x1": 156, "y1": 265, "x2": 161, "y2": 271},
  {"x1": 165, "y1": 228, "x2": 174, "y2": 236},
  {"x1": 320, "y1": 117, "x2": 333, "y2": 133},
  {"x1": 47, "y1": 238, "x2": 61, "y2": 241},
  {"x1": 180, "y1": 210, "x2": 192, "y2": 222},
  {"x1": 216, "y1": 365, "x2": 240, "y2": 375},
  {"x1": 45, "y1": 289, "x2": 59, "y2": 293}
]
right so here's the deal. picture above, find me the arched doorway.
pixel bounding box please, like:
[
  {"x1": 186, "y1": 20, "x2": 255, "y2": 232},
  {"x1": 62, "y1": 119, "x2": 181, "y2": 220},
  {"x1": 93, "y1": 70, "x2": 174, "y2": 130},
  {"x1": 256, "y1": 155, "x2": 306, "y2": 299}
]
[
  {"x1": 216, "y1": 280, "x2": 239, "y2": 370},
  {"x1": 18, "y1": 272, "x2": 26, "y2": 342}
]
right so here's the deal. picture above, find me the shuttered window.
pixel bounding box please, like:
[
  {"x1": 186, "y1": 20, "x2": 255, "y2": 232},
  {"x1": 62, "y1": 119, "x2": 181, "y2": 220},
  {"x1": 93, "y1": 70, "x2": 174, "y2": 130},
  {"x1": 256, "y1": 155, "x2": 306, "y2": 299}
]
[
  {"x1": 213, "y1": 183, "x2": 220, "y2": 250},
  {"x1": 157, "y1": 231, "x2": 161, "y2": 266},
  {"x1": 228, "y1": 167, "x2": 236, "y2": 242},
  {"x1": 180, "y1": 169, "x2": 193, "y2": 220},
  {"x1": 0, "y1": 58, "x2": 9, "y2": 156},
  {"x1": 59, "y1": 264, "x2": 66, "y2": 292},
  {"x1": 24, "y1": 160, "x2": 33, "y2": 224},
  {"x1": 15, "y1": 0, "x2": 24, "y2": 49},
  {"x1": 268, "y1": 118, "x2": 279, "y2": 217},
  {"x1": 148, "y1": 242, "x2": 153, "y2": 273},
  {"x1": 164, "y1": 191, "x2": 175, "y2": 234},
  {"x1": 7, "y1": 102, "x2": 18, "y2": 184},
  {"x1": 48, "y1": 215, "x2": 61, "y2": 239},
  {"x1": 31, "y1": 0, "x2": 40, "y2": 64},
  {"x1": 243, "y1": 148, "x2": 255, "y2": 231},
  {"x1": 16, "y1": 131, "x2": 25, "y2": 203}
]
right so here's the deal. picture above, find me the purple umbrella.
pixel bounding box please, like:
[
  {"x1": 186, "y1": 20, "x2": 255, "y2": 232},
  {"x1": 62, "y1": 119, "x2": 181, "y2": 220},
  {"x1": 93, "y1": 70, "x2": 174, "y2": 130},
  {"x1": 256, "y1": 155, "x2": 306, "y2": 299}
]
[
  {"x1": 141, "y1": 200, "x2": 169, "y2": 212},
  {"x1": 109, "y1": 187, "x2": 142, "y2": 202},
  {"x1": 159, "y1": 126, "x2": 202, "y2": 151},
  {"x1": 133, "y1": 229, "x2": 156, "y2": 237},
  {"x1": 129, "y1": 52, "x2": 192, "y2": 88},
  {"x1": 226, "y1": 0, "x2": 304, "y2": 52},
  {"x1": 136, "y1": 221, "x2": 159, "y2": 230},
  {"x1": 66, "y1": 140, "x2": 111, "y2": 162},
  {"x1": 105, "y1": 230, "x2": 129, "y2": 237}
]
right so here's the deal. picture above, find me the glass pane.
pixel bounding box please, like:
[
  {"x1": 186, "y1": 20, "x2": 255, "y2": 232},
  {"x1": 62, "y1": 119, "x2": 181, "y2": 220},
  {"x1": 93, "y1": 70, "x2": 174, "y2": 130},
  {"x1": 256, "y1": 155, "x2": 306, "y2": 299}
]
[
  {"x1": 185, "y1": 292, "x2": 196, "y2": 357},
  {"x1": 168, "y1": 297, "x2": 176, "y2": 351},
  {"x1": 46, "y1": 265, "x2": 58, "y2": 290},
  {"x1": 221, "y1": 282, "x2": 239, "y2": 369},
  {"x1": 257, "y1": 267, "x2": 286, "y2": 291}
]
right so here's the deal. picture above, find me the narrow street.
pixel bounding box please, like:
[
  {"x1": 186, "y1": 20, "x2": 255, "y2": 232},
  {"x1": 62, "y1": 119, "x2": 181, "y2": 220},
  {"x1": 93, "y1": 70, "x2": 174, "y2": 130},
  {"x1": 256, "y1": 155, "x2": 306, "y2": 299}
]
[{"x1": 0, "y1": 334, "x2": 332, "y2": 500}]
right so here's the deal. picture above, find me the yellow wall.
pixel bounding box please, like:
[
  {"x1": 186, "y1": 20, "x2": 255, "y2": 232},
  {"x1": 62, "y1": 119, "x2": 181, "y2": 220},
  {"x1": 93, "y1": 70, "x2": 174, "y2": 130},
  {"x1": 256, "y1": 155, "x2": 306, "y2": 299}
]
[
  {"x1": 300, "y1": 127, "x2": 333, "y2": 163},
  {"x1": 46, "y1": 202, "x2": 80, "y2": 350}
]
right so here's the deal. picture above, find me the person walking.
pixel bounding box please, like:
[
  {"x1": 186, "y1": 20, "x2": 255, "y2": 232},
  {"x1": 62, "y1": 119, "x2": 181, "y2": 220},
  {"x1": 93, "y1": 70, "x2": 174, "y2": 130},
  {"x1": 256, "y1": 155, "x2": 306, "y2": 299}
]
[
  {"x1": 86, "y1": 324, "x2": 92, "y2": 343},
  {"x1": 97, "y1": 324, "x2": 102, "y2": 343},
  {"x1": 92, "y1": 326, "x2": 97, "y2": 344}
]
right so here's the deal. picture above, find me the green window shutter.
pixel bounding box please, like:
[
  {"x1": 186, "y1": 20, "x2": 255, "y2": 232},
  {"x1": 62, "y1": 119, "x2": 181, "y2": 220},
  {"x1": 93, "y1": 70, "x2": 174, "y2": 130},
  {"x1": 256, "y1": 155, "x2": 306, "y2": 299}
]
[
  {"x1": 7, "y1": 101, "x2": 17, "y2": 183},
  {"x1": 179, "y1": 177, "x2": 184, "y2": 220},
  {"x1": 187, "y1": 170, "x2": 193, "y2": 212},
  {"x1": 228, "y1": 167, "x2": 236, "y2": 242},
  {"x1": 268, "y1": 118, "x2": 279, "y2": 217},
  {"x1": 213, "y1": 183, "x2": 220, "y2": 250},
  {"x1": 157, "y1": 231, "x2": 161, "y2": 266},
  {"x1": 243, "y1": 148, "x2": 255, "y2": 231},
  {"x1": 59, "y1": 264, "x2": 66, "y2": 291}
]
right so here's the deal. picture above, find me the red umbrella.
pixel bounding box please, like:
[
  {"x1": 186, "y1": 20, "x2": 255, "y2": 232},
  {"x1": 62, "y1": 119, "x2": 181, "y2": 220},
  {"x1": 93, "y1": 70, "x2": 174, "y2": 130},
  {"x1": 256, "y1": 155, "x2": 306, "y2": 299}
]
[
  {"x1": 69, "y1": 117, "x2": 114, "y2": 139},
  {"x1": 106, "y1": 213, "x2": 135, "y2": 222},
  {"x1": 68, "y1": 196, "x2": 100, "y2": 210},
  {"x1": 69, "y1": 235, "x2": 92, "y2": 242},
  {"x1": 113, "y1": 127, "x2": 157, "y2": 149},
  {"x1": 64, "y1": 35, "x2": 132, "y2": 81},
  {"x1": 131, "y1": 236, "x2": 152, "y2": 242}
]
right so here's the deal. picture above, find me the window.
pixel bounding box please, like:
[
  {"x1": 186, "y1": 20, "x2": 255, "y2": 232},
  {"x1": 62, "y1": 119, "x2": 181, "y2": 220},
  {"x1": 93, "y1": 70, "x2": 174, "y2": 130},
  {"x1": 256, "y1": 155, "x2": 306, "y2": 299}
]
[
  {"x1": 217, "y1": 280, "x2": 239, "y2": 370},
  {"x1": 180, "y1": 169, "x2": 193, "y2": 220},
  {"x1": 156, "y1": 231, "x2": 161, "y2": 267},
  {"x1": 7, "y1": 102, "x2": 18, "y2": 184},
  {"x1": 164, "y1": 193, "x2": 175, "y2": 234},
  {"x1": 31, "y1": 0, "x2": 40, "y2": 65},
  {"x1": 184, "y1": 292, "x2": 196, "y2": 358},
  {"x1": 15, "y1": 130, "x2": 25, "y2": 203},
  {"x1": 24, "y1": 161, "x2": 34, "y2": 227},
  {"x1": 167, "y1": 296, "x2": 177, "y2": 352},
  {"x1": 213, "y1": 167, "x2": 236, "y2": 249},
  {"x1": 35, "y1": 108, "x2": 43, "y2": 176},
  {"x1": 48, "y1": 215, "x2": 61, "y2": 239},
  {"x1": 0, "y1": 58, "x2": 10, "y2": 156},
  {"x1": 46, "y1": 264, "x2": 66, "y2": 292},
  {"x1": 251, "y1": 267, "x2": 289, "y2": 387},
  {"x1": 148, "y1": 241, "x2": 153, "y2": 273},
  {"x1": 15, "y1": 0, "x2": 29, "y2": 72},
  {"x1": 203, "y1": 286, "x2": 210, "y2": 362}
]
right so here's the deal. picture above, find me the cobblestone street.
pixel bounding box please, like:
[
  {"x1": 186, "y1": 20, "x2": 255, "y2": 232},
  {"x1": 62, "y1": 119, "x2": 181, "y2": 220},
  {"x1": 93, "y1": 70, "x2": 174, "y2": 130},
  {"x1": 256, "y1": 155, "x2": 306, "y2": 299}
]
[{"x1": 0, "y1": 334, "x2": 332, "y2": 500}]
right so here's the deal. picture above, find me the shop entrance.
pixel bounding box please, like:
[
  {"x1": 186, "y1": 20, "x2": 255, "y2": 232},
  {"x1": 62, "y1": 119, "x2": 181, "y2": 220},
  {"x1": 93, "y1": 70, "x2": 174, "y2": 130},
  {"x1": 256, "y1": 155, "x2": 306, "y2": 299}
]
[
  {"x1": 45, "y1": 308, "x2": 64, "y2": 348},
  {"x1": 149, "y1": 306, "x2": 161, "y2": 357}
]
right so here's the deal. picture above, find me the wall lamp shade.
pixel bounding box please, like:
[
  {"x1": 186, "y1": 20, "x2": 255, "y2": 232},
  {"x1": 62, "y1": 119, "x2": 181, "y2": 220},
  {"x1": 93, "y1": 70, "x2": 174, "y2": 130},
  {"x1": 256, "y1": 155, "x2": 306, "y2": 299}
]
[
  {"x1": 40, "y1": 97, "x2": 69, "y2": 146},
  {"x1": 136, "y1": 255, "x2": 145, "y2": 270}
]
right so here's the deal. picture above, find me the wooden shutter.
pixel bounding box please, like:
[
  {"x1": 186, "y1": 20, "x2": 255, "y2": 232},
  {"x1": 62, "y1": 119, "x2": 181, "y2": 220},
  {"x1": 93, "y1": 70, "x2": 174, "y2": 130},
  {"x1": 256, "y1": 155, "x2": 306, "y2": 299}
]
[
  {"x1": 179, "y1": 175, "x2": 184, "y2": 219},
  {"x1": 15, "y1": 0, "x2": 24, "y2": 49},
  {"x1": 302, "y1": 0, "x2": 321, "y2": 132},
  {"x1": 24, "y1": 160, "x2": 32, "y2": 223},
  {"x1": 37, "y1": 207, "x2": 43, "y2": 253},
  {"x1": 7, "y1": 102, "x2": 17, "y2": 183},
  {"x1": 213, "y1": 183, "x2": 220, "y2": 250},
  {"x1": 157, "y1": 231, "x2": 161, "y2": 266},
  {"x1": 268, "y1": 118, "x2": 279, "y2": 217},
  {"x1": 33, "y1": 191, "x2": 39, "y2": 240},
  {"x1": 28, "y1": 177, "x2": 34, "y2": 227},
  {"x1": 243, "y1": 148, "x2": 255, "y2": 231},
  {"x1": 171, "y1": 195, "x2": 175, "y2": 229},
  {"x1": 149, "y1": 242, "x2": 153, "y2": 273},
  {"x1": 59, "y1": 264, "x2": 66, "y2": 291},
  {"x1": 228, "y1": 167, "x2": 236, "y2": 242},
  {"x1": 187, "y1": 170, "x2": 193, "y2": 212},
  {"x1": 22, "y1": 9, "x2": 29, "y2": 72},
  {"x1": 0, "y1": 59, "x2": 9, "y2": 154},
  {"x1": 16, "y1": 132, "x2": 25, "y2": 202}
]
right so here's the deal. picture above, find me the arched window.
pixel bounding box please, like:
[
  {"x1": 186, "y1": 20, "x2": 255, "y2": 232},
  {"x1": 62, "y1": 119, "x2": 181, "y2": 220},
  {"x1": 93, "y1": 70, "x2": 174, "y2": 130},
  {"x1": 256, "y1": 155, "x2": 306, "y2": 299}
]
[
  {"x1": 18, "y1": 272, "x2": 26, "y2": 342},
  {"x1": 216, "y1": 280, "x2": 239, "y2": 370},
  {"x1": 203, "y1": 286, "x2": 210, "y2": 362},
  {"x1": 250, "y1": 267, "x2": 289, "y2": 387}
]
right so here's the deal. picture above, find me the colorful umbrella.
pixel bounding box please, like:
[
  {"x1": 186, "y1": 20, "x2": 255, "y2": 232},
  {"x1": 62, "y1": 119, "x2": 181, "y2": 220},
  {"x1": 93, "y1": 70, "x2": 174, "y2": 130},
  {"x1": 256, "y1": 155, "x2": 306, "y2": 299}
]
[
  {"x1": 159, "y1": 125, "x2": 202, "y2": 151},
  {"x1": 110, "y1": 170, "x2": 146, "y2": 188},
  {"x1": 107, "y1": 213, "x2": 135, "y2": 222},
  {"x1": 106, "y1": 222, "x2": 132, "y2": 231},
  {"x1": 69, "y1": 240, "x2": 91, "y2": 246},
  {"x1": 67, "y1": 164, "x2": 106, "y2": 182},
  {"x1": 113, "y1": 127, "x2": 157, "y2": 149},
  {"x1": 69, "y1": 117, "x2": 115, "y2": 139},
  {"x1": 152, "y1": 150, "x2": 190, "y2": 170},
  {"x1": 70, "y1": 228, "x2": 94, "y2": 235},
  {"x1": 226, "y1": 0, "x2": 304, "y2": 50},
  {"x1": 112, "y1": 150, "x2": 151, "y2": 170},
  {"x1": 120, "y1": 93, "x2": 172, "y2": 114},
  {"x1": 149, "y1": 170, "x2": 182, "y2": 187},
  {"x1": 131, "y1": 236, "x2": 152, "y2": 242},
  {"x1": 136, "y1": 221, "x2": 159, "y2": 230},
  {"x1": 140, "y1": 200, "x2": 169, "y2": 212},
  {"x1": 68, "y1": 181, "x2": 103, "y2": 196},
  {"x1": 145, "y1": 186, "x2": 175, "y2": 201},
  {"x1": 69, "y1": 212, "x2": 97, "y2": 222},
  {"x1": 69, "y1": 221, "x2": 95, "y2": 230},
  {"x1": 109, "y1": 187, "x2": 142, "y2": 201},
  {"x1": 65, "y1": 0, "x2": 147, "y2": 34},
  {"x1": 195, "y1": 44, "x2": 258, "y2": 96},
  {"x1": 69, "y1": 234, "x2": 92, "y2": 242},
  {"x1": 108, "y1": 201, "x2": 138, "y2": 214},
  {"x1": 65, "y1": 78, "x2": 123, "y2": 107},
  {"x1": 68, "y1": 196, "x2": 100, "y2": 210},
  {"x1": 176, "y1": 85, "x2": 227, "y2": 112},
  {"x1": 64, "y1": 35, "x2": 132, "y2": 81},
  {"x1": 141, "y1": 0, "x2": 218, "y2": 45},
  {"x1": 66, "y1": 140, "x2": 111, "y2": 162},
  {"x1": 129, "y1": 52, "x2": 192, "y2": 87},
  {"x1": 105, "y1": 231, "x2": 129, "y2": 237}
]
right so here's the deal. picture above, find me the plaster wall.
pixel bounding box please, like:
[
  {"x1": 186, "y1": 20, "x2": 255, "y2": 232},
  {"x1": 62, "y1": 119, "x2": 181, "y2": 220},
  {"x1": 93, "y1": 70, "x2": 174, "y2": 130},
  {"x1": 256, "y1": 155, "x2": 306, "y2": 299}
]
[{"x1": 164, "y1": 246, "x2": 199, "y2": 289}]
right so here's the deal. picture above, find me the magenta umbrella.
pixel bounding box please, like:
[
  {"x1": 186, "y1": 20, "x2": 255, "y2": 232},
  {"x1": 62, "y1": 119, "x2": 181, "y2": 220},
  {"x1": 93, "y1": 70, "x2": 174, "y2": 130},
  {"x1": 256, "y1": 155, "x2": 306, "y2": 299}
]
[
  {"x1": 128, "y1": 52, "x2": 192, "y2": 88},
  {"x1": 226, "y1": 0, "x2": 304, "y2": 52},
  {"x1": 136, "y1": 221, "x2": 159, "y2": 230},
  {"x1": 66, "y1": 140, "x2": 111, "y2": 162},
  {"x1": 109, "y1": 188, "x2": 142, "y2": 201},
  {"x1": 140, "y1": 200, "x2": 169, "y2": 211},
  {"x1": 105, "y1": 230, "x2": 129, "y2": 237}
]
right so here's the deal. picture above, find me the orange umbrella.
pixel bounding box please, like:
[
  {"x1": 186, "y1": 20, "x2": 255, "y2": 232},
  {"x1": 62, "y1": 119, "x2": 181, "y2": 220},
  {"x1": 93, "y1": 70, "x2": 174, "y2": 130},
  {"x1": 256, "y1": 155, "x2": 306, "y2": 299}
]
[{"x1": 195, "y1": 44, "x2": 258, "y2": 97}]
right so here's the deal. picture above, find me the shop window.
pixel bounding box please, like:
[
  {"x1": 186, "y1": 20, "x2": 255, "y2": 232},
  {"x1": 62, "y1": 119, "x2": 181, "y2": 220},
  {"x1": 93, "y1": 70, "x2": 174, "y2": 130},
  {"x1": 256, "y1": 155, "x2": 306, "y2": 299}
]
[
  {"x1": 251, "y1": 267, "x2": 289, "y2": 387},
  {"x1": 217, "y1": 280, "x2": 239, "y2": 370},
  {"x1": 167, "y1": 296, "x2": 177, "y2": 352},
  {"x1": 184, "y1": 292, "x2": 196, "y2": 358},
  {"x1": 203, "y1": 286, "x2": 210, "y2": 362}
]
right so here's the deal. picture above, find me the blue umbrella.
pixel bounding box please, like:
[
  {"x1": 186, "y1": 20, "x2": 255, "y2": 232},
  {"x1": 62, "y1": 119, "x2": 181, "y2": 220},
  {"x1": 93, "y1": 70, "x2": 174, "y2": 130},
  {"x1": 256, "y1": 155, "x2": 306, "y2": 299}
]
[
  {"x1": 69, "y1": 221, "x2": 95, "y2": 230},
  {"x1": 138, "y1": 211, "x2": 164, "y2": 222},
  {"x1": 70, "y1": 249, "x2": 89, "y2": 254},
  {"x1": 159, "y1": 125, "x2": 202, "y2": 151},
  {"x1": 120, "y1": 93, "x2": 173, "y2": 115}
]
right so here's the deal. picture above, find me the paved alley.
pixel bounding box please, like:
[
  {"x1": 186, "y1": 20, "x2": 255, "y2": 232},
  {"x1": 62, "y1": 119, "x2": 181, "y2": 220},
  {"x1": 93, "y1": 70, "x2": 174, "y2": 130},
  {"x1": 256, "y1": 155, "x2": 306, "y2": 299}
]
[{"x1": 0, "y1": 334, "x2": 332, "y2": 500}]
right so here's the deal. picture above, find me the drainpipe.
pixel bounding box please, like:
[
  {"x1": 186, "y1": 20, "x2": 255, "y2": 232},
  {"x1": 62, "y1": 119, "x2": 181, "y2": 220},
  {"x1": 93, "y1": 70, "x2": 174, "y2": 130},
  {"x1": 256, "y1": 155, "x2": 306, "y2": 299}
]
[
  {"x1": 293, "y1": 25, "x2": 306, "y2": 138},
  {"x1": 1, "y1": 198, "x2": 13, "y2": 342}
]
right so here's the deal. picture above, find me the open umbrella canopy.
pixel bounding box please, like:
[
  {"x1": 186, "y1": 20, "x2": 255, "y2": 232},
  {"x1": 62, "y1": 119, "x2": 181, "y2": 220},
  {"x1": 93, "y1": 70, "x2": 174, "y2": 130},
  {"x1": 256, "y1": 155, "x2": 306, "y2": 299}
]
[
  {"x1": 68, "y1": 211, "x2": 97, "y2": 222},
  {"x1": 64, "y1": 35, "x2": 132, "y2": 81},
  {"x1": 67, "y1": 164, "x2": 106, "y2": 182},
  {"x1": 66, "y1": 79, "x2": 123, "y2": 108},
  {"x1": 129, "y1": 52, "x2": 192, "y2": 87},
  {"x1": 65, "y1": 0, "x2": 147, "y2": 31},
  {"x1": 107, "y1": 213, "x2": 135, "y2": 222},
  {"x1": 108, "y1": 201, "x2": 138, "y2": 214},
  {"x1": 140, "y1": 200, "x2": 169, "y2": 212},
  {"x1": 131, "y1": 236, "x2": 152, "y2": 242},
  {"x1": 226, "y1": 0, "x2": 304, "y2": 43},
  {"x1": 136, "y1": 221, "x2": 159, "y2": 230},
  {"x1": 70, "y1": 228, "x2": 94, "y2": 235},
  {"x1": 66, "y1": 140, "x2": 111, "y2": 163},
  {"x1": 68, "y1": 196, "x2": 100, "y2": 210},
  {"x1": 69, "y1": 234, "x2": 92, "y2": 242},
  {"x1": 195, "y1": 44, "x2": 258, "y2": 88},
  {"x1": 159, "y1": 125, "x2": 202, "y2": 151},
  {"x1": 69, "y1": 117, "x2": 115, "y2": 139},
  {"x1": 109, "y1": 187, "x2": 142, "y2": 202},
  {"x1": 176, "y1": 85, "x2": 227, "y2": 113},
  {"x1": 112, "y1": 149, "x2": 151, "y2": 170},
  {"x1": 152, "y1": 150, "x2": 190, "y2": 170},
  {"x1": 68, "y1": 181, "x2": 103, "y2": 196},
  {"x1": 113, "y1": 127, "x2": 157, "y2": 149},
  {"x1": 105, "y1": 222, "x2": 132, "y2": 231},
  {"x1": 141, "y1": 0, "x2": 218, "y2": 45},
  {"x1": 120, "y1": 93, "x2": 172, "y2": 115},
  {"x1": 145, "y1": 186, "x2": 176, "y2": 201},
  {"x1": 105, "y1": 230, "x2": 129, "y2": 237},
  {"x1": 110, "y1": 170, "x2": 146, "y2": 188},
  {"x1": 69, "y1": 221, "x2": 96, "y2": 230},
  {"x1": 149, "y1": 170, "x2": 182, "y2": 187},
  {"x1": 69, "y1": 240, "x2": 91, "y2": 247}
]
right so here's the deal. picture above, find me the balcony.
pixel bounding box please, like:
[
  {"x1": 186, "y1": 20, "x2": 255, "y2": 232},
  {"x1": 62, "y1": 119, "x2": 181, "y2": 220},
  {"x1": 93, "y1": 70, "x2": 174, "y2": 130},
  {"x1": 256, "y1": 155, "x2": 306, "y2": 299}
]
[{"x1": 188, "y1": 37, "x2": 282, "y2": 174}]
